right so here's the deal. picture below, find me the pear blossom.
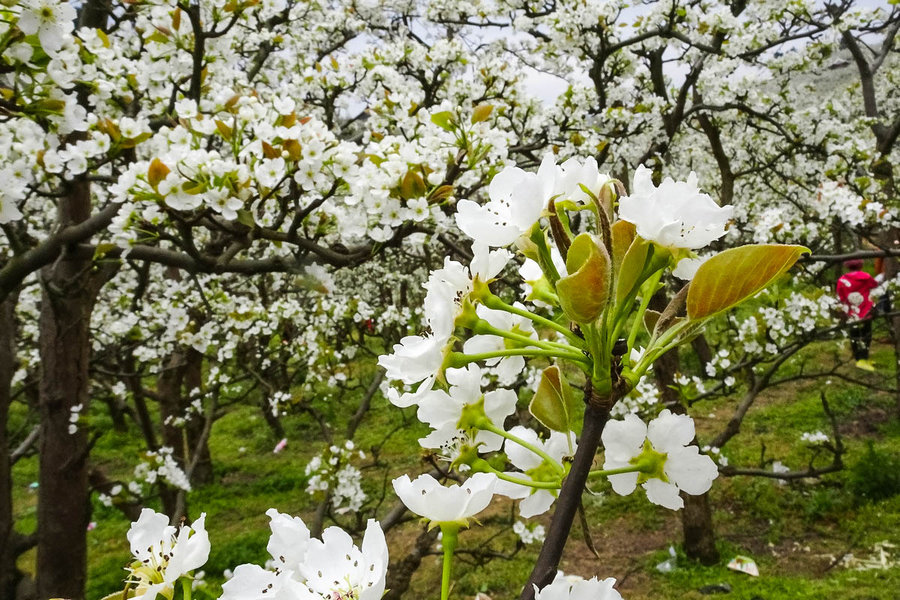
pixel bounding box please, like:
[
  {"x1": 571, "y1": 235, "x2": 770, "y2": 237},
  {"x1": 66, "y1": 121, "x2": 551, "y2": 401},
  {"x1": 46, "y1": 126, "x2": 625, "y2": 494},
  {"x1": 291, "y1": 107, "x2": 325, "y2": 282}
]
[
  {"x1": 601, "y1": 410, "x2": 718, "y2": 510},
  {"x1": 495, "y1": 426, "x2": 573, "y2": 518},
  {"x1": 554, "y1": 156, "x2": 612, "y2": 204},
  {"x1": 125, "y1": 509, "x2": 210, "y2": 600},
  {"x1": 378, "y1": 334, "x2": 446, "y2": 390},
  {"x1": 265, "y1": 508, "x2": 311, "y2": 569},
  {"x1": 462, "y1": 304, "x2": 537, "y2": 384},
  {"x1": 416, "y1": 364, "x2": 517, "y2": 453},
  {"x1": 455, "y1": 155, "x2": 558, "y2": 247},
  {"x1": 534, "y1": 572, "x2": 623, "y2": 600},
  {"x1": 392, "y1": 472, "x2": 497, "y2": 524},
  {"x1": 301, "y1": 519, "x2": 388, "y2": 600},
  {"x1": 221, "y1": 511, "x2": 387, "y2": 600},
  {"x1": 0, "y1": 197, "x2": 23, "y2": 225},
  {"x1": 672, "y1": 255, "x2": 709, "y2": 280},
  {"x1": 17, "y1": 0, "x2": 77, "y2": 56},
  {"x1": 618, "y1": 166, "x2": 732, "y2": 250}
]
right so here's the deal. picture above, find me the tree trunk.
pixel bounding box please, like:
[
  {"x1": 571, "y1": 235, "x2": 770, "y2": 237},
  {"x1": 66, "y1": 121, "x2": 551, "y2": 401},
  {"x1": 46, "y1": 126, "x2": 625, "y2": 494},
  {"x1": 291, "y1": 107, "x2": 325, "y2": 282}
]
[
  {"x1": 36, "y1": 179, "x2": 108, "y2": 600},
  {"x1": 1, "y1": 292, "x2": 20, "y2": 600},
  {"x1": 183, "y1": 349, "x2": 212, "y2": 485}
]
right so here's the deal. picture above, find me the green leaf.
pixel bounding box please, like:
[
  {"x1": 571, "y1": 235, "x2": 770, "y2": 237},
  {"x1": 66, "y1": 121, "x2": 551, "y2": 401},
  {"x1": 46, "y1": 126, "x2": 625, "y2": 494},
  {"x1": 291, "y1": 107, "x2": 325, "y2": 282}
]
[
  {"x1": 610, "y1": 220, "x2": 635, "y2": 281},
  {"x1": 236, "y1": 209, "x2": 255, "y2": 227},
  {"x1": 92, "y1": 243, "x2": 118, "y2": 261},
  {"x1": 430, "y1": 111, "x2": 456, "y2": 131},
  {"x1": 615, "y1": 236, "x2": 650, "y2": 305},
  {"x1": 556, "y1": 233, "x2": 611, "y2": 324},
  {"x1": 687, "y1": 244, "x2": 809, "y2": 320},
  {"x1": 529, "y1": 365, "x2": 576, "y2": 433},
  {"x1": 471, "y1": 103, "x2": 494, "y2": 124},
  {"x1": 400, "y1": 170, "x2": 426, "y2": 199}
]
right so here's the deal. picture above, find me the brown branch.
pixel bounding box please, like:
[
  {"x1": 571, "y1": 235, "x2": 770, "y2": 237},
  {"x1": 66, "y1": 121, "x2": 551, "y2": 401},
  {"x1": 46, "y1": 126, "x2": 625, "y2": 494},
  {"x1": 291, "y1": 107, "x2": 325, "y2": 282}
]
[{"x1": 0, "y1": 202, "x2": 120, "y2": 302}]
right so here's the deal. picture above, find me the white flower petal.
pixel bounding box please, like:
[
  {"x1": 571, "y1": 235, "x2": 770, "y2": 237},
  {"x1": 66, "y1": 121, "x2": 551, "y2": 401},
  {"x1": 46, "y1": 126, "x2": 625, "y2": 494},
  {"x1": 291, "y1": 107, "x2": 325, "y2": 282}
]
[{"x1": 642, "y1": 478, "x2": 683, "y2": 510}]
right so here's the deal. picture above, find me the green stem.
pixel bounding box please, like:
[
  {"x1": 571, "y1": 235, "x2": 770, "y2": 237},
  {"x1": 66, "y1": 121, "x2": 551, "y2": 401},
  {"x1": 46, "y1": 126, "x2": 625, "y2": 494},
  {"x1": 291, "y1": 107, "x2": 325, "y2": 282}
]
[
  {"x1": 483, "y1": 294, "x2": 583, "y2": 346},
  {"x1": 181, "y1": 577, "x2": 192, "y2": 600},
  {"x1": 627, "y1": 270, "x2": 661, "y2": 353},
  {"x1": 588, "y1": 464, "x2": 644, "y2": 479},
  {"x1": 476, "y1": 321, "x2": 580, "y2": 355},
  {"x1": 474, "y1": 460, "x2": 561, "y2": 489},
  {"x1": 632, "y1": 319, "x2": 700, "y2": 381},
  {"x1": 479, "y1": 422, "x2": 566, "y2": 475},
  {"x1": 439, "y1": 524, "x2": 459, "y2": 600},
  {"x1": 450, "y1": 348, "x2": 589, "y2": 368}
]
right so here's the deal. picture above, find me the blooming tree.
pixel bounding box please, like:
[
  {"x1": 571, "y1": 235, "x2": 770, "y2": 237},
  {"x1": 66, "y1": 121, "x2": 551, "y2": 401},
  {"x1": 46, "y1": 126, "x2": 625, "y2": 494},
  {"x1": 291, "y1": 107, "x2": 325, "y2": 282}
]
[
  {"x1": 3, "y1": 1, "x2": 898, "y2": 599},
  {"x1": 101, "y1": 156, "x2": 805, "y2": 600}
]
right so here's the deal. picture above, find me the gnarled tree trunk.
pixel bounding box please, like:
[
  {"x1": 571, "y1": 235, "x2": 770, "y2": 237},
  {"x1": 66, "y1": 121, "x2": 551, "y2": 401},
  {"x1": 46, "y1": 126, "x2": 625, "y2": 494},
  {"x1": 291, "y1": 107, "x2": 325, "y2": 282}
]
[{"x1": 36, "y1": 178, "x2": 110, "y2": 600}]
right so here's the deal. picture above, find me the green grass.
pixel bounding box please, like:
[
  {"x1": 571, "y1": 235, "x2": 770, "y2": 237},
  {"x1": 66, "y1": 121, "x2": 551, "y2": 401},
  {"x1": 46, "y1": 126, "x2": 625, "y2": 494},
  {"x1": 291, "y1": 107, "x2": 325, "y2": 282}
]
[{"x1": 9, "y1": 338, "x2": 900, "y2": 600}]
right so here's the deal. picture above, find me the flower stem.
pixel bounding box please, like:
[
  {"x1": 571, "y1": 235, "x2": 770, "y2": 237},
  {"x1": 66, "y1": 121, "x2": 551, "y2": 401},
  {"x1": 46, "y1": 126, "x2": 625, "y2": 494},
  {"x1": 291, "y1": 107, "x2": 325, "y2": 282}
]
[
  {"x1": 439, "y1": 524, "x2": 460, "y2": 600},
  {"x1": 181, "y1": 577, "x2": 192, "y2": 600},
  {"x1": 478, "y1": 421, "x2": 566, "y2": 475},
  {"x1": 449, "y1": 348, "x2": 589, "y2": 368},
  {"x1": 626, "y1": 270, "x2": 661, "y2": 353},
  {"x1": 473, "y1": 459, "x2": 561, "y2": 489},
  {"x1": 588, "y1": 464, "x2": 643, "y2": 478},
  {"x1": 476, "y1": 321, "x2": 581, "y2": 355},
  {"x1": 483, "y1": 294, "x2": 584, "y2": 346}
]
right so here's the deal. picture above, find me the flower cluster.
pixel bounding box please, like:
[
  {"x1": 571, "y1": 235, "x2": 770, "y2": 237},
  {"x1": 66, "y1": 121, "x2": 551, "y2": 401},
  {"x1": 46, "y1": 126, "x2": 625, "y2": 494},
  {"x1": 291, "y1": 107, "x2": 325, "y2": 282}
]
[
  {"x1": 304, "y1": 441, "x2": 368, "y2": 514},
  {"x1": 602, "y1": 410, "x2": 719, "y2": 511},
  {"x1": 221, "y1": 509, "x2": 388, "y2": 600},
  {"x1": 125, "y1": 509, "x2": 209, "y2": 600}
]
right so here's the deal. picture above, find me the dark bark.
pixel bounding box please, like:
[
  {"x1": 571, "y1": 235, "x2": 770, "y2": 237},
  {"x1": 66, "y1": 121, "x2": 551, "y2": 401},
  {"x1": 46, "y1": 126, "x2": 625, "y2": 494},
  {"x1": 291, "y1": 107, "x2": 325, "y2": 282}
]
[
  {"x1": 100, "y1": 395, "x2": 128, "y2": 431},
  {"x1": 261, "y1": 397, "x2": 286, "y2": 438},
  {"x1": 680, "y1": 491, "x2": 718, "y2": 565},
  {"x1": 36, "y1": 178, "x2": 109, "y2": 600},
  {"x1": 1, "y1": 292, "x2": 21, "y2": 600},
  {"x1": 122, "y1": 353, "x2": 159, "y2": 450},
  {"x1": 157, "y1": 352, "x2": 187, "y2": 517},
  {"x1": 519, "y1": 390, "x2": 617, "y2": 600},
  {"x1": 183, "y1": 349, "x2": 212, "y2": 485},
  {"x1": 383, "y1": 527, "x2": 439, "y2": 600},
  {"x1": 880, "y1": 229, "x2": 900, "y2": 416}
]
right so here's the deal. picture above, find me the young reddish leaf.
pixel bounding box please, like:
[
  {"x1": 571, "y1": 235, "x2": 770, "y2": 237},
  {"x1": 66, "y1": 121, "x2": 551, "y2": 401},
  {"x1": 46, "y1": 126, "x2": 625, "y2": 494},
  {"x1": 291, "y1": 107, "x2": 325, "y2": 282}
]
[
  {"x1": 529, "y1": 365, "x2": 576, "y2": 433},
  {"x1": 261, "y1": 141, "x2": 280, "y2": 160},
  {"x1": 283, "y1": 139, "x2": 302, "y2": 161},
  {"x1": 556, "y1": 233, "x2": 611, "y2": 324},
  {"x1": 147, "y1": 158, "x2": 170, "y2": 189},
  {"x1": 687, "y1": 245, "x2": 809, "y2": 320},
  {"x1": 610, "y1": 220, "x2": 636, "y2": 280},
  {"x1": 428, "y1": 184, "x2": 454, "y2": 201},
  {"x1": 400, "y1": 170, "x2": 426, "y2": 199},
  {"x1": 215, "y1": 119, "x2": 232, "y2": 140},
  {"x1": 471, "y1": 104, "x2": 494, "y2": 124}
]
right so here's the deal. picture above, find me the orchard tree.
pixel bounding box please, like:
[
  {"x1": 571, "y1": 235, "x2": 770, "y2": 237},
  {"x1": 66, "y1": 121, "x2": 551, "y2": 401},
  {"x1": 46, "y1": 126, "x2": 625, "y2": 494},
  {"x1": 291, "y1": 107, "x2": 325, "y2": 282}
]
[
  {"x1": 0, "y1": 0, "x2": 552, "y2": 597},
  {"x1": 3, "y1": 1, "x2": 899, "y2": 599}
]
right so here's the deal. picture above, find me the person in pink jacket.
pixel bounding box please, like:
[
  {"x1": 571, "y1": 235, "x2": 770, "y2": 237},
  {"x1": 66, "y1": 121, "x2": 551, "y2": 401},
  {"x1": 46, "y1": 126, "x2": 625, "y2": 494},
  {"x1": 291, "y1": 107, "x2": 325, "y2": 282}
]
[{"x1": 837, "y1": 259, "x2": 878, "y2": 371}]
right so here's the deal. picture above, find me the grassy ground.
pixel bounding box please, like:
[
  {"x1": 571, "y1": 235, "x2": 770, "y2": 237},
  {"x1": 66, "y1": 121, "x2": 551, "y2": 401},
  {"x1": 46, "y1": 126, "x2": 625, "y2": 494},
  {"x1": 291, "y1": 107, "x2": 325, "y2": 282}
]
[{"x1": 9, "y1": 339, "x2": 900, "y2": 600}]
